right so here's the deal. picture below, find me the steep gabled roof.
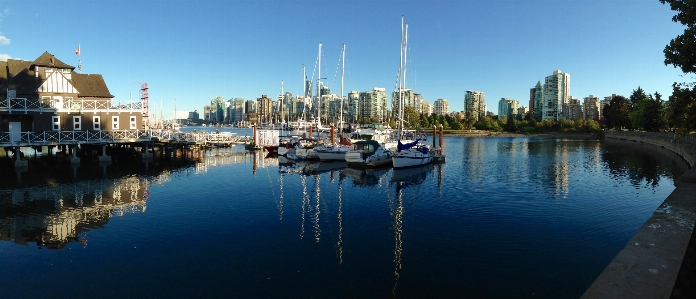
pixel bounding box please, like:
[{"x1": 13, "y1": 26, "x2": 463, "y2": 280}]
[
  {"x1": 0, "y1": 61, "x2": 7, "y2": 87},
  {"x1": 70, "y1": 73, "x2": 113, "y2": 98},
  {"x1": 7, "y1": 59, "x2": 32, "y2": 78},
  {"x1": 5, "y1": 60, "x2": 43, "y2": 94},
  {"x1": 32, "y1": 51, "x2": 75, "y2": 69}
]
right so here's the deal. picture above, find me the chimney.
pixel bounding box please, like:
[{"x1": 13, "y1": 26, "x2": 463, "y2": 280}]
[{"x1": 50, "y1": 55, "x2": 55, "y2": 66}]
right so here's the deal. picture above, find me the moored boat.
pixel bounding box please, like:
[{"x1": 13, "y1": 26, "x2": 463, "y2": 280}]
[
  {"x1": 345, "y1": 139, "x2": 392, "y2": 167},
  {"x1": 391, "y1": 139, "x2": 433, "y2": 168}
]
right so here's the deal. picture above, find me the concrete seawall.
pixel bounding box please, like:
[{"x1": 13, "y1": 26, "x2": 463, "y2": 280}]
[
  {"x1": 602, "y1": 131, "x2": 696, "y2": 168},
  {"x1": 582, "y1": 131, "x2": 696, "y2": 298}
]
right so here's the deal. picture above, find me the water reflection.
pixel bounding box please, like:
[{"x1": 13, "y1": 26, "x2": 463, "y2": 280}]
[
  {"x1": 602, "y1": 139, "x2": 687, "y2": 189},
  {"x1": 389, "y1": 164, "x2": 433, "y2": 295},
  {"x1": 1, "y1": 137, "x2": 687, "y2": 298},
  {"x1": 0, "y1": 146, "x2": 263, "y2": 250},
  {"x1": 0, "y1": 176, "x2": 148, "y2": 249}
]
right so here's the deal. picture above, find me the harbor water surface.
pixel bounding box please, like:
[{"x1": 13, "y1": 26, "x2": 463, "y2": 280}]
[{"x1": 0, "y1": 129, "x2": 688, "y2": 298}]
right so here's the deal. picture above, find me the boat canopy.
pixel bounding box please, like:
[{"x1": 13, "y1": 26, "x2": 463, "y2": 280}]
[{"x1": 397, "y1": 139, "x2": 419, "y2": 152}]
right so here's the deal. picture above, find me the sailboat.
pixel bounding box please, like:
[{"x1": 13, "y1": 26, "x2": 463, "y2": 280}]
[
  {"x1": 315, "y1": 43, "x2": 353, "y2": 161},
  {"x1": 391, "y1": 16, "x2": 433, "y2": 168},
  {"x1": 290, "y1": 60, "x2": 321, "y2": 160}
]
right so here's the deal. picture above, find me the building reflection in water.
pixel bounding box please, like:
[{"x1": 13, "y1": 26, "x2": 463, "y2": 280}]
[
  {"x1": 0, "y1": 147, "x2": 262, "y2": 250},
  {"x1": 0, "y1": 176, "x2": 149, "y2": 249}
]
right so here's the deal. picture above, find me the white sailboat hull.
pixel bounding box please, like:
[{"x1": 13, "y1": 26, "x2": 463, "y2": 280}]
[
  {"x1": 345, "y1": 149, "x2": 392, "y2": 166},
  {"x1": 316, "y1": 146, "x2": 351, "y2": 161},
  {"x1": 391, "y1": 149, "x2": 433, "y2": 168}
]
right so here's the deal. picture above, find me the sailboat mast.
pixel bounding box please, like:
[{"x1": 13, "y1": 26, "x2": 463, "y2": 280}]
[
  {"x1": 340, "y1": 43, "x2": 345, "y2": 133},
  {"x1": 280, "y1": 80, "x2": 284, "y2": 125},
  {"x1": 402, "y1": 23, "x2": 409, "y2": 138},
  {"x1": 317, "y1": 43, "x2": 322, "y2": 128},
  {"x1": 302, "y1": 65, "x2": 307, "y2": 132},
  {"x1": 398, "y1": 16, "x2": 404, "y2": 140}
]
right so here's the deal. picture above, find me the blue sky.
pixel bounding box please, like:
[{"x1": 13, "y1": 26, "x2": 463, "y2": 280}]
[{"x1": 0, "y1": 0, "x2": 688, "y2": 118}]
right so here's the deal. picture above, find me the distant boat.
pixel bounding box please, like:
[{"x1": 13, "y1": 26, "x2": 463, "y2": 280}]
[{"x1": 345, "y1": 139, "x2": 392, "y2": 167}]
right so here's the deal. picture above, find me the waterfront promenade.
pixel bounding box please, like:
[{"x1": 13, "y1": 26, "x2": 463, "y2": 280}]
[{"x1": 583, "y1": 131, "x2": 696, "y2": 298}]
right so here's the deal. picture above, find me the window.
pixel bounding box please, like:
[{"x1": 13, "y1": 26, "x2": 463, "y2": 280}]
[
  {"x1": 73, "y1": 116, "x2": 81, "y2": 130},
  {"x1": 52, "y1": 116, "x2": 60, "y2": 131},
  {"x1": 93, "y1": 116, "x2": 100, "y2": 130},
  {"x1": 130, "y1": 116, "x2": 137, "y2": 129},
  {"x1": 112, "y1": 116, "x2": 119, "y2": 130}
]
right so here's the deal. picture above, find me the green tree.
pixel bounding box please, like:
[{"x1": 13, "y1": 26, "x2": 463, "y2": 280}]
[
  {"x1": 475, "y1": 116, "x2": 502, "y2": 132},
  {"x1": 661, "y1": 0, "x2": 696, "y2": 73},
  {"x1": 463, "y1": 111, "x2": 477, "y2": 130},
  {"x1": 666, "y1": 82, "x2": 696, "y2": 134},
  {"x1": 661, "y1": 0, "x2": 696, "y2": 133},
  {"x1": 403, "y1": 107, "x2": 421, "y2": 129},
  {"x1": 642, "y1": 96, "x2": 667, "y2": 131},
  {"x1": 504, "y1": 112, "x2": 518, "y2": 132},
  {"x1": 629, "y1": 86, "x2": 648, "y2": 107},
  {"x1": 603, "y1": 95, "x2": 632, "y2": 130}
]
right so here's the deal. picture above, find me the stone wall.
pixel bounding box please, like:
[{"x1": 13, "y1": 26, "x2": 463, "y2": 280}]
[{"x1": 605, "y1": 130, "x2": 696, "y2": 168}]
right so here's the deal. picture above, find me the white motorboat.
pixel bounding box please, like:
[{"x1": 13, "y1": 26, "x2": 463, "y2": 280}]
[{"x1": 345, "y1": 139, "x2": 392, "y2": 167}]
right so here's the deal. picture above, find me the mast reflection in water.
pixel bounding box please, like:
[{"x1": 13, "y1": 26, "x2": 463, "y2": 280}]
[{"x1": 0, "y1": 136, "x2": 689, "y2": 299}]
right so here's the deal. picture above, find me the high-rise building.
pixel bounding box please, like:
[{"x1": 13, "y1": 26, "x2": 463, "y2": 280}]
[
  {"x1": 188, "y1": 110, "x2": 200, "y2": 121},
  {"x1": 498, "y1": 98, "x2": 519, "y2": 119},
  {"x1": 391, "y1": 88, "x2": 422, "y2": 117},
  {"x1": 291, "y1": 96, "x2": 311, "y2": 121},
  {"x1": 583, "y1": 95, "x2": 600, "y2": 121},
  {"x1": 532, "y1": 81, "x2": 543, "y2": 121},
  {"x1": 542, "y1": 70, "x2": 570, "y2": 121},
  {"x1": 305, "y1": 80, "x2": 313, "y2": 98},
  {"x1": 529, "y1": 87, "x2": 536, "y2": 116},
  {"x1": 347, "y1": 91, "x2": 360, "y2": 122},
  {"x1": 203, "y1": 105, "x2": 211, "y2": 122},
  {"x1": 359, "y1": 87, "x2": 388, "y2": 121},
  {"x1": 421, "y1": 101, "x2": 433, "y2": 116},
  {"x1": 210, "y1": 96, "x2": 225, "y2": 123},
  {"x1": 257, "y1": 95, "x2": 273, "y2": 124},
  {"x1": 567, "y1": 97, "x2": 583, "y2": 120},
  {"x1": 226, "y1": 98, "x2": 245, "y2": 124},
  {"x1": 465, "y1": 90, "x2": 486, "y2": 121},
  {"x1": 434, "y1": 99, "x2": 449, "y2": 116}
]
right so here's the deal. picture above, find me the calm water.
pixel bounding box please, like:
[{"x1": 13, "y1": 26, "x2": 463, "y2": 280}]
[{"x1": 0, "y1": 132, "x2": 688, "y2": 298}]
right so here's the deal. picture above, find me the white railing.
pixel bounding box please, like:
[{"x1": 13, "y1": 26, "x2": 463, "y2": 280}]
[
  {"x1": 0, "y1": 129, "x2": 252, "y2": 146},
  {"x1": 0, "y1": 130, "x2": 151, "y2": 145},
  {"x1": 0, "y1": 97, "x2": 144, "y2": 113},
  {"x1": 149, "y1": 130, "x2": 251, "y2": 145}
]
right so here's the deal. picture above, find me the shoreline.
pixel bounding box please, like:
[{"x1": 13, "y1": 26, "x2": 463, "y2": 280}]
[{"x1": 435, "y1": 130, "x2": 601, "y2": 139}]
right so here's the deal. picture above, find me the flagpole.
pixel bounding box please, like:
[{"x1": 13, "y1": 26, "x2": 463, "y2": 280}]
[{"x1": 76, "y1": 44, "x2": 82, "y2": 73}]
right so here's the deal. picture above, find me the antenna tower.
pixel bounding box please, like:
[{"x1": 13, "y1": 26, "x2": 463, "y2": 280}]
[{"x1": 135, "y1": 82, "x2": 149, "y2": 129}]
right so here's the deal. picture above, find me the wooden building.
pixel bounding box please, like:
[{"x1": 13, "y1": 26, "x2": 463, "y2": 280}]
[{"x1": 0, "y1": 51, "x2": 145, "y2": 147}]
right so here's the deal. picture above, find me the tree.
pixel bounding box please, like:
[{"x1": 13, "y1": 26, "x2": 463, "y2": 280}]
[
  {"x1": 642, "y1": 96, "x2": 667, "y2": 131},
  {"x1": 504, "y1": 112, "x2": 517, "y2": 132},
  {"x1": 403, "y1": 107, "x2": 421, "y2": 129},
  {"x1": 629, "y1": 86, "x2": 648, "y2": 107},
  {"x1": 661, "y1": 0, "x2": 696, "y2": 74},
  {"x1": 603, "y1": 95, "x2": 632, "y2": 130},
  {"x1": 666, "y1": 82, "x2": 696, "y2": 134},
  {"x1": 463, "y1": 111, "x2": 477, "y2": 130},
  {"x1": 661, "y1": 0, "x2": 696, "y2": 133}
]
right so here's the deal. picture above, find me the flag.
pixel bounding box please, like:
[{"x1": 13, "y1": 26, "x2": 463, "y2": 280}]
[{"x1": 75, "y1": 45, "x2": 80, "y2": 56}]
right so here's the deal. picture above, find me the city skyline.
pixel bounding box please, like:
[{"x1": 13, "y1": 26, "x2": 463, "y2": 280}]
[{"x1": 0, "y1": 0, "x2": 685, "y2": 119}]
